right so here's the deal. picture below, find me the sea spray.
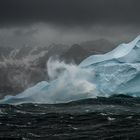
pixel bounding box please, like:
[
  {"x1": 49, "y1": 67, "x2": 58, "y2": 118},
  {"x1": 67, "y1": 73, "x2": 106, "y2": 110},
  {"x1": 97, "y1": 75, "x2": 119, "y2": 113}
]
[{"x1": 0, "y1": 58, "x2": 98, "y2": 104}]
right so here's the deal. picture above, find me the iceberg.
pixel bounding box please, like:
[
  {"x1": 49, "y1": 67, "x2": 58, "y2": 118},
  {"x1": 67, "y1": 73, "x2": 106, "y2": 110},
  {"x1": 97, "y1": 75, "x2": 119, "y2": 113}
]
[
  {"x1": 1, "y1": 35, "x2": 140, "y2": 104},
  {"x1": 80, "y1": 35, "x2": 140, "y2": 96}
]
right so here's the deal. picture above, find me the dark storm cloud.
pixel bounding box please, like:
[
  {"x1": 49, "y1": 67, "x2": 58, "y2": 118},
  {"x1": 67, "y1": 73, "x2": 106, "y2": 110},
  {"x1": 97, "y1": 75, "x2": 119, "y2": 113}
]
[{"x1": 0, "y1": 0, "x2": 140, "y2": 27}]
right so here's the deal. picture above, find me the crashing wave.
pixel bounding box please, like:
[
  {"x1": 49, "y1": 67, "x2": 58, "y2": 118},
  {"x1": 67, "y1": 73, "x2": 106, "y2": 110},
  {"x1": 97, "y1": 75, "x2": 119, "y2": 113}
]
[{"x1": 1, "y1": 35, "x2": 140, "y2": 104}]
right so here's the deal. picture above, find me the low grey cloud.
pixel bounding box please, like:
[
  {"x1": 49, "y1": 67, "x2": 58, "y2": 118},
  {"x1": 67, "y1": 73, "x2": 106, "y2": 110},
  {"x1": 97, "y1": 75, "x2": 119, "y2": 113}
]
[
  {"x1": 0, "y1": 23, "x2": 139, "y2": 48},
  {"x1": 0, "y1": 0, "x2": 140, "y2": 47}
]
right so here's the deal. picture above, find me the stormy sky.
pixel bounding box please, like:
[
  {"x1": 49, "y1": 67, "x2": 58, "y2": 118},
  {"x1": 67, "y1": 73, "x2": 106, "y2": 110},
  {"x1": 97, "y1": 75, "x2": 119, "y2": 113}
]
[{"x1": 0, "y1": 0, "x2": 140, "y2": 47}]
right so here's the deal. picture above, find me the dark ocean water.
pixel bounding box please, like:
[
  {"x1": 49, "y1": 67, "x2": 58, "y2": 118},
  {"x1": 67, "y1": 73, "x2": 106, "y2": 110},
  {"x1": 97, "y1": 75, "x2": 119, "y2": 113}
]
[{"x1": 0, "y1": 95, "x2": 140, "y2": 140}]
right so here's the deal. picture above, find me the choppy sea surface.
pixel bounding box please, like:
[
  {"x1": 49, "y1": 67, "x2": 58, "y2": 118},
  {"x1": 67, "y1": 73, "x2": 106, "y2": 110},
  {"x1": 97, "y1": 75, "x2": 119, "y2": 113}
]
[{"x1": 0, "y1": 95, "x2": 140, "y2": 140}]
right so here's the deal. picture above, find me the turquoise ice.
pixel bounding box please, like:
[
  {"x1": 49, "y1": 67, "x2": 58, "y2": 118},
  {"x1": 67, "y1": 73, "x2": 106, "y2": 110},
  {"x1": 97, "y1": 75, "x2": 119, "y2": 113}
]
[{"x1": 80, "y1": 35, "x2": 140, "y2": 96}]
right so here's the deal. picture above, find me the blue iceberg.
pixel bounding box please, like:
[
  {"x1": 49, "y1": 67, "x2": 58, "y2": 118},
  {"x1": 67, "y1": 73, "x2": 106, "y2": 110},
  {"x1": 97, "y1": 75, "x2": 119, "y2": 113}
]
[
  {"x1": 80, "y1": 35, "x2": 140, "y2": 96},
  {"x1": 1, "y1": 35, "x2": 140, "y2": 104}
]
